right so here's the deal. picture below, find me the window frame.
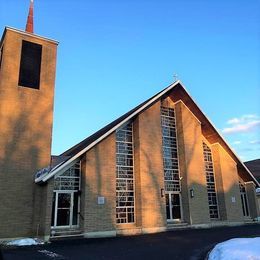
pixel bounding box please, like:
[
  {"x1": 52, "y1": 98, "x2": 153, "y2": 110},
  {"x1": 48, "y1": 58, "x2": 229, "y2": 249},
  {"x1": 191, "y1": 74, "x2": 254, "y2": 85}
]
[
  {"x1": 116, "y1": 121, "x2": 135, "y2": 224},
  {"x1": 203, "y1": 142, "x2": 219, "y2": 220},
  {"x1": 18, "y1": 40, "x2": 42, "y2": 89}
]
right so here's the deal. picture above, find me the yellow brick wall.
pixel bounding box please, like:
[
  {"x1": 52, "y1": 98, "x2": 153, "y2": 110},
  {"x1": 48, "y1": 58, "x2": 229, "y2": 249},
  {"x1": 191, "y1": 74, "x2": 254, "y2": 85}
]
[
  {"x1": 175, "y1": 101, "x2": 210, "y2": 224},
  {"x1": 136, "y1": 101, "x2": 166, "y2": 228},
  {"x1": 0, "y1": 29, "x2": 57, "y2": 238},
  {"x1": 84, "y1": 133, "x2": 116, "y2": 232},
  {"x1": 245, "y1": 182, "x2": 259, "y2": 219},
  {"x1": 211, "y1": 143, "x2": 244, "y2": 222}
]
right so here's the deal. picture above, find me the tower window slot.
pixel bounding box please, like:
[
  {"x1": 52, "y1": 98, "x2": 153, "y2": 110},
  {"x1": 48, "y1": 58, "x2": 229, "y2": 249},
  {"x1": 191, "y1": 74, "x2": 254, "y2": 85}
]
[{"x1": 18, "y1": 40, "x2": 42, "y2": 89}]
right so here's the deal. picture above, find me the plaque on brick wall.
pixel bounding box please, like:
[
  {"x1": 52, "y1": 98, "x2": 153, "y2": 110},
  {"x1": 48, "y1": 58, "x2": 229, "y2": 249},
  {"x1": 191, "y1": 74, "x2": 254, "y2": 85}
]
[{"x1": 98, "y1": 196, "x2": 105, "y2": 205}]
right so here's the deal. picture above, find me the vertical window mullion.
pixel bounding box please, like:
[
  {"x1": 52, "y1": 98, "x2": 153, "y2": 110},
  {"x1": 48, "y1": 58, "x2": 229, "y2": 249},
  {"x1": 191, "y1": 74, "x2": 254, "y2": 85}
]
[
  {"x1": 116, "y1": 122, "x2": 134, "y2": 224},
  {"x1": 239, "y1": 181, "x2": 249, "y2": 217},
  {"x1": 203, "y1": 142, "x2": 219, "y2": 219},
  {"x1": 161, "y1": 106, "x2": 181, "y2": 192}
]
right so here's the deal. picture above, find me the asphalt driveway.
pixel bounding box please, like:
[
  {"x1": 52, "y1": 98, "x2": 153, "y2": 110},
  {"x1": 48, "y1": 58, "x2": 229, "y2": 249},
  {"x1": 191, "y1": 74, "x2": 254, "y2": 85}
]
[{"x1": 2, "y1": 224, "x2": 260, "y2": 260}]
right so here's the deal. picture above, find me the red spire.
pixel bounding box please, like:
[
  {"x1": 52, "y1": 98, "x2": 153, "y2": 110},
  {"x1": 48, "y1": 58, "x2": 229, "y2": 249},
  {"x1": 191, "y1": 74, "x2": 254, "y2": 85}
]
[{"x1": 25, "y1": 0, "x2": 34, "y2": 33}]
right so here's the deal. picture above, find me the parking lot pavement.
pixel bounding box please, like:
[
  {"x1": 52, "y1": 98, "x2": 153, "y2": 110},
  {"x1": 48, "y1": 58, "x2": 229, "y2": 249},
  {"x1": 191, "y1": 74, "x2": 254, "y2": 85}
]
[{"x1": 2, "y1": 224, "x2": 260, "y2": 260}]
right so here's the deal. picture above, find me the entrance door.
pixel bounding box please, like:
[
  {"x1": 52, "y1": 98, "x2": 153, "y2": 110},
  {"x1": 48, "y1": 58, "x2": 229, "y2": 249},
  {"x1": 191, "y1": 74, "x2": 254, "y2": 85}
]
[
  {"x1": 165, "y1": 192, "x2": 182, "y2": 221},
  {"x1": 52, "y1": 191, "x2": 79, "y2": 228},
  {"x1": 241, "y1": 193, "x2": 249, "y2": 217}
]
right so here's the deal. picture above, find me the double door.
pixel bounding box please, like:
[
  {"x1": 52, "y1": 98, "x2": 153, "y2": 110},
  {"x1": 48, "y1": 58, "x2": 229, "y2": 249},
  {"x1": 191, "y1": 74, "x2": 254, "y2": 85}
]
[
  {"x1": 52, "y1": 191, "x2": 79, "y2": 228},
  {"x1": 241, "y1": 193, "x2": 249, "y2": 217},
  {"x1": 165, "y1": 192, "x2": 182, "y2": 221}
]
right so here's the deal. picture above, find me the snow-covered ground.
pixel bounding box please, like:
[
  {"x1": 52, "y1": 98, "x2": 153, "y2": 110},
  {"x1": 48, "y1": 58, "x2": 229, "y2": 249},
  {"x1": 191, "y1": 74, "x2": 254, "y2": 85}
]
[
  {"x1": 209, "y1": 237, "x2": 260, "y2": 260},
  {"x1": 5, "y1": 238, "x2": 44, "y2": 246}
]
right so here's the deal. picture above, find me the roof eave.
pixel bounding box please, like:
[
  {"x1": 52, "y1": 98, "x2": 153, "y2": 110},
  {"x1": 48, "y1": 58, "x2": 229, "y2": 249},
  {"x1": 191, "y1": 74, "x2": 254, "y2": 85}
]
[
  {"x1": 35, "y1": 80, "x2": 181, "y2": 183},
  {"x1": 4, "y1": 26, "x2": 59, "y2": 45},
  {"x1": 178, "y1": 82, "x2": 260, "y2": 187},
  {"x1": 36, "y1": 80, "x2": 259, "y2": 187}
]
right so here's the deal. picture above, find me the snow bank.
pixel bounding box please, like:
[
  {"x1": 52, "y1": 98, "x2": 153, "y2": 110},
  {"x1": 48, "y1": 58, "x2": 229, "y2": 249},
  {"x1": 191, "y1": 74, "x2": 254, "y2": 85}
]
[
  {"x1": 6, "y1": 238, "x2": 44, "y2": 246},
  {"x1": 209, "y1": 237, "x2": 260, "y2": 260}
]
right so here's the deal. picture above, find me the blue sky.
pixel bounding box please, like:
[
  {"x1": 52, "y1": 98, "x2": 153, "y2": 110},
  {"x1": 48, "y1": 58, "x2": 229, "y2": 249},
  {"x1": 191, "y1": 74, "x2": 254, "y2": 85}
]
[{"x1": 0, "y1": 0, "x2": 259, "y2": 161}]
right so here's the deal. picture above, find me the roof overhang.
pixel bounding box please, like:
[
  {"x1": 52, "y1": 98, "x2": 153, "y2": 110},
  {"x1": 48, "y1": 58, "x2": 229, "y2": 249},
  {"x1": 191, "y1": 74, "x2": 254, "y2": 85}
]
[
  {"x1": 1, "y1": 27, "x2": 59, "y2": 47},
  {"x1": 35, "y1": 80, "x2": 260, "y2": 187},
  {"x1": 35, "y1": 80, "x2": 181, "y2": 183}
]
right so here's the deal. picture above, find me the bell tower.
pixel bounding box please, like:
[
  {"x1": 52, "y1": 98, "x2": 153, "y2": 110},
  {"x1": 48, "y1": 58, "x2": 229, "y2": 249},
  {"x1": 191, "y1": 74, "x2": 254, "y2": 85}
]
[{"x1": 0, "y1": 0, "x2": 58, "y2": 238}]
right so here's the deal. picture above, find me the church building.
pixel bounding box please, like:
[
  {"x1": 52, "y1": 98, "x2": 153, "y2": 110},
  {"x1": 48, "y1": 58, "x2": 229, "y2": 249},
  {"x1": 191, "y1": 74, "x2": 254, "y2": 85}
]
[{"x1": 0, "y1": 1, "x2": 259, "y2": 241}]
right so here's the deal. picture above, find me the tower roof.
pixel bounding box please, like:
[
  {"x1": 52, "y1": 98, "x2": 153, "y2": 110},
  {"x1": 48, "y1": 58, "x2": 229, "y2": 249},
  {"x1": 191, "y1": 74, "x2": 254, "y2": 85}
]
[{"x1": 25, "y1": 0, "x2": 34, "y2": 33}]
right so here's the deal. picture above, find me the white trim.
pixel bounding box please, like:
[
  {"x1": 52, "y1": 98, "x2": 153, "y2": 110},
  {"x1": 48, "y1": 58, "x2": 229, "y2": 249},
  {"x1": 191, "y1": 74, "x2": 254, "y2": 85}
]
[
  {"x1": 165, "y1": 192, "x2": 183, "y2": 221},
  {"x1": 36, "y1": 80, "x2": 259, "y2": 188},
  {"x1": 245, "y1": 181, "x2": 256, "y2": 186},
  {"x1": 4, "y1": 27, "x2": 59, "y2": 45},
  {"x1": 52, "y1": 191, "x2": 80, "y2": 229},
  {"x1": 36, "y1": 81, "x2": 181, "y2": 183}
]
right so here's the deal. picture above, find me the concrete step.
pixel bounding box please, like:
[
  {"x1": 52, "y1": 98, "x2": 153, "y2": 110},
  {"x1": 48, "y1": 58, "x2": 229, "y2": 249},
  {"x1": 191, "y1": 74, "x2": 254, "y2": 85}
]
[
  {"x1": 167, "y1": 222, "x2": 190, "y2": 230},
  {"x1": 50, "y1": 229, "x2": 84, "y2": 240}
]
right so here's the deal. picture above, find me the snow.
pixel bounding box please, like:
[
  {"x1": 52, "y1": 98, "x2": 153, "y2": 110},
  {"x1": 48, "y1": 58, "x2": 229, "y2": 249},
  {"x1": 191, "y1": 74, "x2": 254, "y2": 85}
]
[
  {"x1": 38, "y1": 250, "x2": 63, "y2": 258},
  {"x1": 209, "y1": 237, "x2": 260, "y2": 260},
  {"x1": 6, "y1": 238, "x2": 44, "y2": 246}
]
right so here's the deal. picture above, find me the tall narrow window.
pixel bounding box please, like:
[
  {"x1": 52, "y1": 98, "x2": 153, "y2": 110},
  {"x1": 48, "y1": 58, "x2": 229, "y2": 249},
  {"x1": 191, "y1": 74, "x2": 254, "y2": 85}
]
[
  {"x1": 116, "y1": 122, "x2": 134, "y2": 223},
  {"x1": 52, "y1": 161, "x2": 81, "y2": 228},
  {"x1": 18, "y1": 40, "x2": 42, "y2": 89},
  {"x1": 203, "y1": 142, "x2": 219, "y2": 219},
  {"x1": 161, "y1": 106, "x2": 182, "y2": 220},
  {"x1": 239, "y1": 181, "x2": 249, "y2": 217}
]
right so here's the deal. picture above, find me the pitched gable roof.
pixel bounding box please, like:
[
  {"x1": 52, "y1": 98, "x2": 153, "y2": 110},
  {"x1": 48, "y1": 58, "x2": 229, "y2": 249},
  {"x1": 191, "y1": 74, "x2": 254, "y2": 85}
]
[
  {"x1": 35, "y1": 80, "x2": 180, "y2": 182},
  {"x1": 60, "y1": 86, "x2": 169, "y2": 158},
  {"x1": 35, "y1": 81, "x2": 259, "y2": 187}
]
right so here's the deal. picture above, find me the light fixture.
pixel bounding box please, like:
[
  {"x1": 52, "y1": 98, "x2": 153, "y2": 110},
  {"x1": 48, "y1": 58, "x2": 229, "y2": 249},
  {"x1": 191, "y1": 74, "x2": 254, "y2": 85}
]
[
  {"x1": 161, "y1": 188, "x2": 165, "y2": 198},
  {"x1": 190, "y1": 189, "x2": 194, "y2": 198}
]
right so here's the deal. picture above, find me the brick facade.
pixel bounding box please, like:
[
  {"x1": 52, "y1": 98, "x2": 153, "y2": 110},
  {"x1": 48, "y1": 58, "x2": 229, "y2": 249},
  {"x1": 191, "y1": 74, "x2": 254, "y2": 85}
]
[
  {"x1": 245, "y1": 182, "x2": 259, "y2": 219},
  {"x1": 175, "y1": 101, "x2": 210, "y2": 224},
  {"x1": 0, "y1": 28, "x2": 57, "y2": 239},
  {"x1": 211, "y1": 143, "x2": 244, "y2": 222},
  {"x1": 0, "y1": 27, "x2": 259, "y2": 241},
  {"x1": 136, "y1": 101, "x2": 166, "y2": 229},
  {"x1": 75, "y1": 96, "x2": 259, "y2": 237},
  {"x1": 84, "y1": 133, "x2": 116, "y2": 233}
]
